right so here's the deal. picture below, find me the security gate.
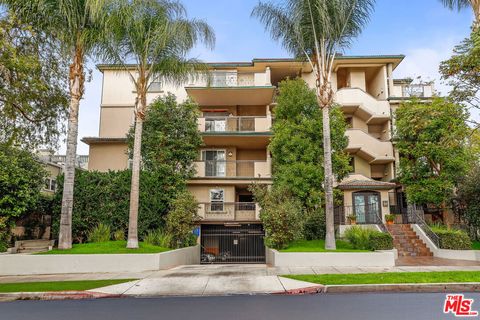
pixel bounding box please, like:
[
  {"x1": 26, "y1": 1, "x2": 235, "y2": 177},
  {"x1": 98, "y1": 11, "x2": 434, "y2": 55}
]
[{"x1": 200, "y1": 224, "x2": 265, "y2": 264}]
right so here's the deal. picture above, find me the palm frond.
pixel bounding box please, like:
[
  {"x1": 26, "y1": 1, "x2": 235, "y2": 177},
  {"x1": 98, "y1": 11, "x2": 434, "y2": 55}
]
[{"x1": 439, "y1": 0, "x2": 472, "y2": 11}]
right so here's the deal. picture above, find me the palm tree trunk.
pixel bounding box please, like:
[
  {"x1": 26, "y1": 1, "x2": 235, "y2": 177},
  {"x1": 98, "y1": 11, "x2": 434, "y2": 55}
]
[
  {"x1": 126, "y1": 93, "x2": 145, "y2": 249},
  {"x1": 473, "y1": 0, "x2": 480, "y2": 30},
  {"x1": 321, "y1": 102, "x2": 336, "y2": 250},
  {"x1": 58, "y1": 48, "x2": 84, "y2": 249}
]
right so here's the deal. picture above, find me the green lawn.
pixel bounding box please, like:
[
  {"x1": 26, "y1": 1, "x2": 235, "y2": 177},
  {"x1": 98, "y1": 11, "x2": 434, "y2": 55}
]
[
  {"x1": 0, "y1": 279, "x2": 136, "y2": 293},
  {"x1": 39, "y1": 241, "x2": 170, "y2": 254},
  {"x1": 472, "y1": 241, "x2": 480, "y2": 250},
  {"x1": 279, "y1": 239, "x2": 369, "y2": 252},
  {"x1": 285, "y1": 271, "x2": 480, "y2": 285}
]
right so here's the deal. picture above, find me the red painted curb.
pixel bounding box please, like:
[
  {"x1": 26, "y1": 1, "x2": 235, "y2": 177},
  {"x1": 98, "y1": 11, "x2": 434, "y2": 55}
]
[{"x1": 275, "y1": 285, "x2": 325, "y2": 295}]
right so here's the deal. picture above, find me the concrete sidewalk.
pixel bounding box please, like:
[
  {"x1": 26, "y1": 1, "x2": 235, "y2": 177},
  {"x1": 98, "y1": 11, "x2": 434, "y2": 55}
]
[
  {"x1": 3, "y1": 264, "x2": 480, "y2": 297},
  {"x1": 3, "y1": 263, "x2": 480, "y2": 284}
]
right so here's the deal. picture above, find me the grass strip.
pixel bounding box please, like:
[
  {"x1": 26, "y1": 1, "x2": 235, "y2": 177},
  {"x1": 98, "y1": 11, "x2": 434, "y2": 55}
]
[
  {"x1": 39, "y1": 241, "x2": 170, "y2": 254},
  {"x1": 0, "y1": 279, "x2": 136, "y2": 293}
]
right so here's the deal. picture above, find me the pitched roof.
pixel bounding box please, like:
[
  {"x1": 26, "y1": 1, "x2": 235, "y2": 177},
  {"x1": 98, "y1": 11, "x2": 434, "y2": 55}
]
[{"x1": 338, "y1": 174, "x2": 396, "y2": 190}]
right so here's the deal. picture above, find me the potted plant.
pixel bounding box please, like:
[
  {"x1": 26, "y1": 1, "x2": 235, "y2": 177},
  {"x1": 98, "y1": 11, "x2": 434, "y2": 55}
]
[
  {"x1": 385, "y1": 214, "x2": 395, "y2": 225},
  {"x1": 347, "y1": 214, "x2": 357, "y2": 225}
]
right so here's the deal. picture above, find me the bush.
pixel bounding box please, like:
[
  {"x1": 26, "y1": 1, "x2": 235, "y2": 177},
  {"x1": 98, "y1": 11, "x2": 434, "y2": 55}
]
[
  {"x1": 87, "y1": 223, "x2": 111, "y2": 243},
  {"x1": 113, "y1": 229, "x2": 125, "y2": 241},
  {"x1": 143, "y1": 229, "x2": 172, "y2": 248},
  {"x1": 369, "y1": 232, "x2": 394, "y2": 250},
  {"x1": 302, "y1": 208, "x2": 326, "y2": 240},
  {"x1": 165, "y1": 191, "x2": 199, "y2": 248},
  {"x1": 344, "y1": 226, "x2": 393, "y2": 250},
  {"x1": 250, "y1": 185, "x2": 303, "y2": 250},
  {"x1": 431, "y1": 227, "x2": 472, "y2": 250}
]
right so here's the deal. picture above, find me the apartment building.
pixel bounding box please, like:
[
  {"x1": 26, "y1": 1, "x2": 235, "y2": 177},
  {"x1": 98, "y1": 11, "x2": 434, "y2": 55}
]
[{"x1": 83, "y1": 55, "x2": 434, "y2": 263}]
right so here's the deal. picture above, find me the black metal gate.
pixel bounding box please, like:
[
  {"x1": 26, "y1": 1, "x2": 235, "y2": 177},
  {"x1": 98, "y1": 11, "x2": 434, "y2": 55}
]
[{"x1": 200, "y1": 224, "x2": 265, "y2": 264}]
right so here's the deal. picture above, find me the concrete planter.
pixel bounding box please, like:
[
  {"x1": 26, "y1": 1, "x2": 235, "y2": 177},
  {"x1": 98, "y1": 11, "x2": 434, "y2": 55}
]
[
  {"x1": 411, "y1": 224, "x2": 480, "y2": 261},
  {"x1": 0, "y1": 245, "x2": 200, "y2": 276},
  {"x1": 266, "y1": 248, "x2": 395, "y2": 267}
]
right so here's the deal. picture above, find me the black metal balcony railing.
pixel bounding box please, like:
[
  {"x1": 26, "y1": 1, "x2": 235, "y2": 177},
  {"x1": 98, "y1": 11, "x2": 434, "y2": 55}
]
[{"x1": 334, "y1": 204, "x2": 383, "y2": 225}]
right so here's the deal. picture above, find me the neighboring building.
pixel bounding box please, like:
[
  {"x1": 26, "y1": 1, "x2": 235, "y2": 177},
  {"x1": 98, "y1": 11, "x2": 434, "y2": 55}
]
[{"x1": 83, "y1": 55, "x2": 434, "y2": 263}]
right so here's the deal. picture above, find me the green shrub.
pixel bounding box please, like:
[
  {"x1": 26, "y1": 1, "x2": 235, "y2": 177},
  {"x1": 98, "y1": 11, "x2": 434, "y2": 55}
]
[
  {"x1": 143, "y1": 229, "x2": 172, "y2": 248},
  {"x1": 52, "y1": 170, "x2": 186, "y2": 243},
  {"x1": 369, "y1": 232, "x2": 394, "y2": 250},
  {"x1": 87, "y1": 223, "x2": 111, "y2": 243},
  {"x1": 250, "y1": 185, "x2": 303, "y2": 250},
  {"x1": 113, "y1": 230, "x2": 125, "y2": 241},
  {"x1": 302, "y1": 208, "x2": 325, "y2": 240},
  {"x1": 165, "y1": 191, "x2": 199, "y2": 248},
  {"x1": 433, "y1": 228, "x2": 472, "y2": 250},
  {"x1": 344, "y1": 226, "x2": 371, "y2": 250},
  {"x1": 344, "y1": 226, "x2": 393, "y2": 250}
]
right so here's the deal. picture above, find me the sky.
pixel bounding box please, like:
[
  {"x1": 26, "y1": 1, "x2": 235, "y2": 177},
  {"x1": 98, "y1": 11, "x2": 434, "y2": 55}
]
[{"x1": 71, "y1": 0, "x2": 474, "y2": 154}]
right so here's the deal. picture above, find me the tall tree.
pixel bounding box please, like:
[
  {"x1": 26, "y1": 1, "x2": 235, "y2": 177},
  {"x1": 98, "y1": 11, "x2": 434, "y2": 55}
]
[
  {"x1": 439, "y1": 0, "x2": 480, "y2": 29},
  {"x1": 252, "y1": 0, "x2": 374, "y2": 249},
  {"x1": 104, "y1": 0, "x2": 214, "y2": 248},
  {"x1": 394, "y1": 98, "x2": 471, "y2": 220},
  {"x1": 0, "y1": 14, "x2": 68, "y2": 149},
  {"x1": 1, "y1": 0, "x2": 109, "y2": 249},
  {"x1": 269, "y1": 78, "x2": 350, "y2": 211},
  {"x1": 440, "y1": 28, "x2": 480, "y2": 126}
]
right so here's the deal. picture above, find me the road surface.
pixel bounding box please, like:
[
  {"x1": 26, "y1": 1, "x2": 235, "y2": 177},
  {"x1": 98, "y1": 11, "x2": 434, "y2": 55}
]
[{"x1": 1, "y1": 292, "x2": 478, "y2": 320}]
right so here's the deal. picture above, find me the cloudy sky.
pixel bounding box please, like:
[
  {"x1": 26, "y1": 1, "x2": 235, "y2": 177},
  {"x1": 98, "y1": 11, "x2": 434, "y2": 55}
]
[{"x1": 71, "y1": 0, "x2": 474, "y2": 154}]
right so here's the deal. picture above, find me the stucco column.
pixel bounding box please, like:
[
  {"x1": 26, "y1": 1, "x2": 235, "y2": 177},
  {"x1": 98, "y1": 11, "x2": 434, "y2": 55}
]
[
  {"x1": 265, "y1": 67, "x2": 271, "y2": 86},
  {"x1": 387, "y1": 63, "x2": 394, "y2": 97}
]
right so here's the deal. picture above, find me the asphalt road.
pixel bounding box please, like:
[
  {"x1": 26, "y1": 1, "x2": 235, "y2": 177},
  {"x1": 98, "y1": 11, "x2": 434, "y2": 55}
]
[{"x1": 1, "y1": 292, "x2": 479, "y2": 320}]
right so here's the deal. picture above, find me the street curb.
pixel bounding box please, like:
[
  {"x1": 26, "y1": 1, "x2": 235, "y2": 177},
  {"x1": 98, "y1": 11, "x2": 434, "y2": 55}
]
[
  {"x1": 274, "y1": 285, "x2": 325, "y2": 295},
  {"x1": 323, "y1": 283, "x2": 480, "y2": 293},
  {"x1": 0, "y1": 291, "x2": 122, "y2": 301}
]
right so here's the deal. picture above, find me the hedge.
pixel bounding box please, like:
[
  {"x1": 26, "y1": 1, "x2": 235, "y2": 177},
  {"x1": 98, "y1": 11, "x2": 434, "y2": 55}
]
[
  {"x1": 344, "y1": 226, "x2": 394, "y2": 251},
  {"x1": 434, "y1": 229, "x2": 472, "y2": 250},
  {"x1": 368, "y1": 232, "x2": 394, "y2": 250},
  {"x1": 52, "y1": 169, "x2": 187, "y2": 243}
]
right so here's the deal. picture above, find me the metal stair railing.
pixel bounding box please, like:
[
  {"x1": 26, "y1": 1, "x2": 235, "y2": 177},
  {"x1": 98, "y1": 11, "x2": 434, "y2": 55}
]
[{"x1": 408, "y1": 204, "x2": 440, "y2": 248}]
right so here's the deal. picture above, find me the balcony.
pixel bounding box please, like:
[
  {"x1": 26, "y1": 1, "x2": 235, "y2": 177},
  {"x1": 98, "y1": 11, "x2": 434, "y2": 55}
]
[
  {"x1": 194, "y1": 160, "x2": 271, "y2": 179},
  {"x1": 346, "y1": 129, "x2": 394, "y2": 164},
  {"x1": 335, "y1": 88, "x2": 390, "y2": 124},
  {"x1": 186, "y1": 71, "x2": 275, "y2": 106},
  {"x1": 198, "y1": 116, "x2": 271, "y2": 133},
  {"x1": 198, "y1": 202, "x2": 260, "y2": 221}
]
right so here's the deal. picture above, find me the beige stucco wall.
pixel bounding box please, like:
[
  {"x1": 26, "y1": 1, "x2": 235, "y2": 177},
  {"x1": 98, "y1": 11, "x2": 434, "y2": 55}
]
[
  {"x1": 353, "y1": 156, "x2": 371, "y2": 178},
  {"x1": 367, "y1": 66, "x2": 388, "y2": 100},
  {"x1": 88, "y1": 143, "x2": 128, "y2": 172},
  {"x1": 188, "y1": 185, "x2": 236, "y2": 203},
  {"x1": 99, "y1": 107, "x2": 134, "y2": 138},
  {"x1": 348, "y1": 69, "x2": 366, "y2": 91}
]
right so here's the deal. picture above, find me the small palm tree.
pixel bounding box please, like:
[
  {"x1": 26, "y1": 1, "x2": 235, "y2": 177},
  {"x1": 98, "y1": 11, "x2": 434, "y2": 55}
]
[
  {"x1": 1, "y1": 0, "x2": 109, "y2": 249},
  {"x1": 103, "y1": 0, "x2": 214, "y2": 248},
  {"x1": 252, "y1": 0, "x2": 374, "y2": 250},
  {"x1": 440, "y1": 0, "x2": 480, "y2": 29}
]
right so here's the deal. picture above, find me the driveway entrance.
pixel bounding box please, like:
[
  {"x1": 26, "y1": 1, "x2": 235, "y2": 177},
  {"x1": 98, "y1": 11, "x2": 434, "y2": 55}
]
[{"x1": 200, "y1": 224, "x2": 265, "y2": 264}]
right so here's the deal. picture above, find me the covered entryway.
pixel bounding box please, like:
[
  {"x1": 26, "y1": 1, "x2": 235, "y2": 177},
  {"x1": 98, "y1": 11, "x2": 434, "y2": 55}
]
[{"x1": 200, "y1": 224, "x2": 265, "y2": 264}]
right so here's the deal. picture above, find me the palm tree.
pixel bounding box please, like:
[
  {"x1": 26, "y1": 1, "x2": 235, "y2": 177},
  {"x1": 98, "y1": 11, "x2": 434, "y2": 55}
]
[
  {"x1": 252, "y1": 0, "x2": 374, "y2": 250},
  {"x1": 439, "y1": 0, "x2": 480, "y2": 28},
  {"x1": 1, "y1": 0, "x2": 109, "y2": 249},
  {"x1": 104, "y1": 0, "x2": 214, "y2": 248}
]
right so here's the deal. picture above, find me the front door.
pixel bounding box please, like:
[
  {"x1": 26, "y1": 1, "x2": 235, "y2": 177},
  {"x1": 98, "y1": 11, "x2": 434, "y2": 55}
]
[{"x1": 353, "y1": 192, "x2": 381, "y2": 224}]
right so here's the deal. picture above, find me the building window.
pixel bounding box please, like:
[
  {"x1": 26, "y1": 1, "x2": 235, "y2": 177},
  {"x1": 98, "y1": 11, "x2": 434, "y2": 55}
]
[
  {"x1": 210, "y1": 189, "x2": 224, "y2": 211},
  {"x1": 148, "y1": 81, "x2": 162, "y2": 92},
  {"x1": 44, "y1": 178, "x2": 56, "y2": 192},
  {"x1": 349, "y1": 157, "x2": 355, "y2": 173},
  {"x1": 202, "y1": 150, "x2": 226, "y2": 177}
]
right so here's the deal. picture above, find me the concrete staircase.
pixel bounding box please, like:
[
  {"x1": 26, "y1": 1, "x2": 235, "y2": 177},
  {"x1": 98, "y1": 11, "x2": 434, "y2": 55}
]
[
  {"x1": 386, "y1": 224, "x2": 433, "y2": 257},
  {"x1": 11, "y1": 240, "x2": 55, "y2": 254}
]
